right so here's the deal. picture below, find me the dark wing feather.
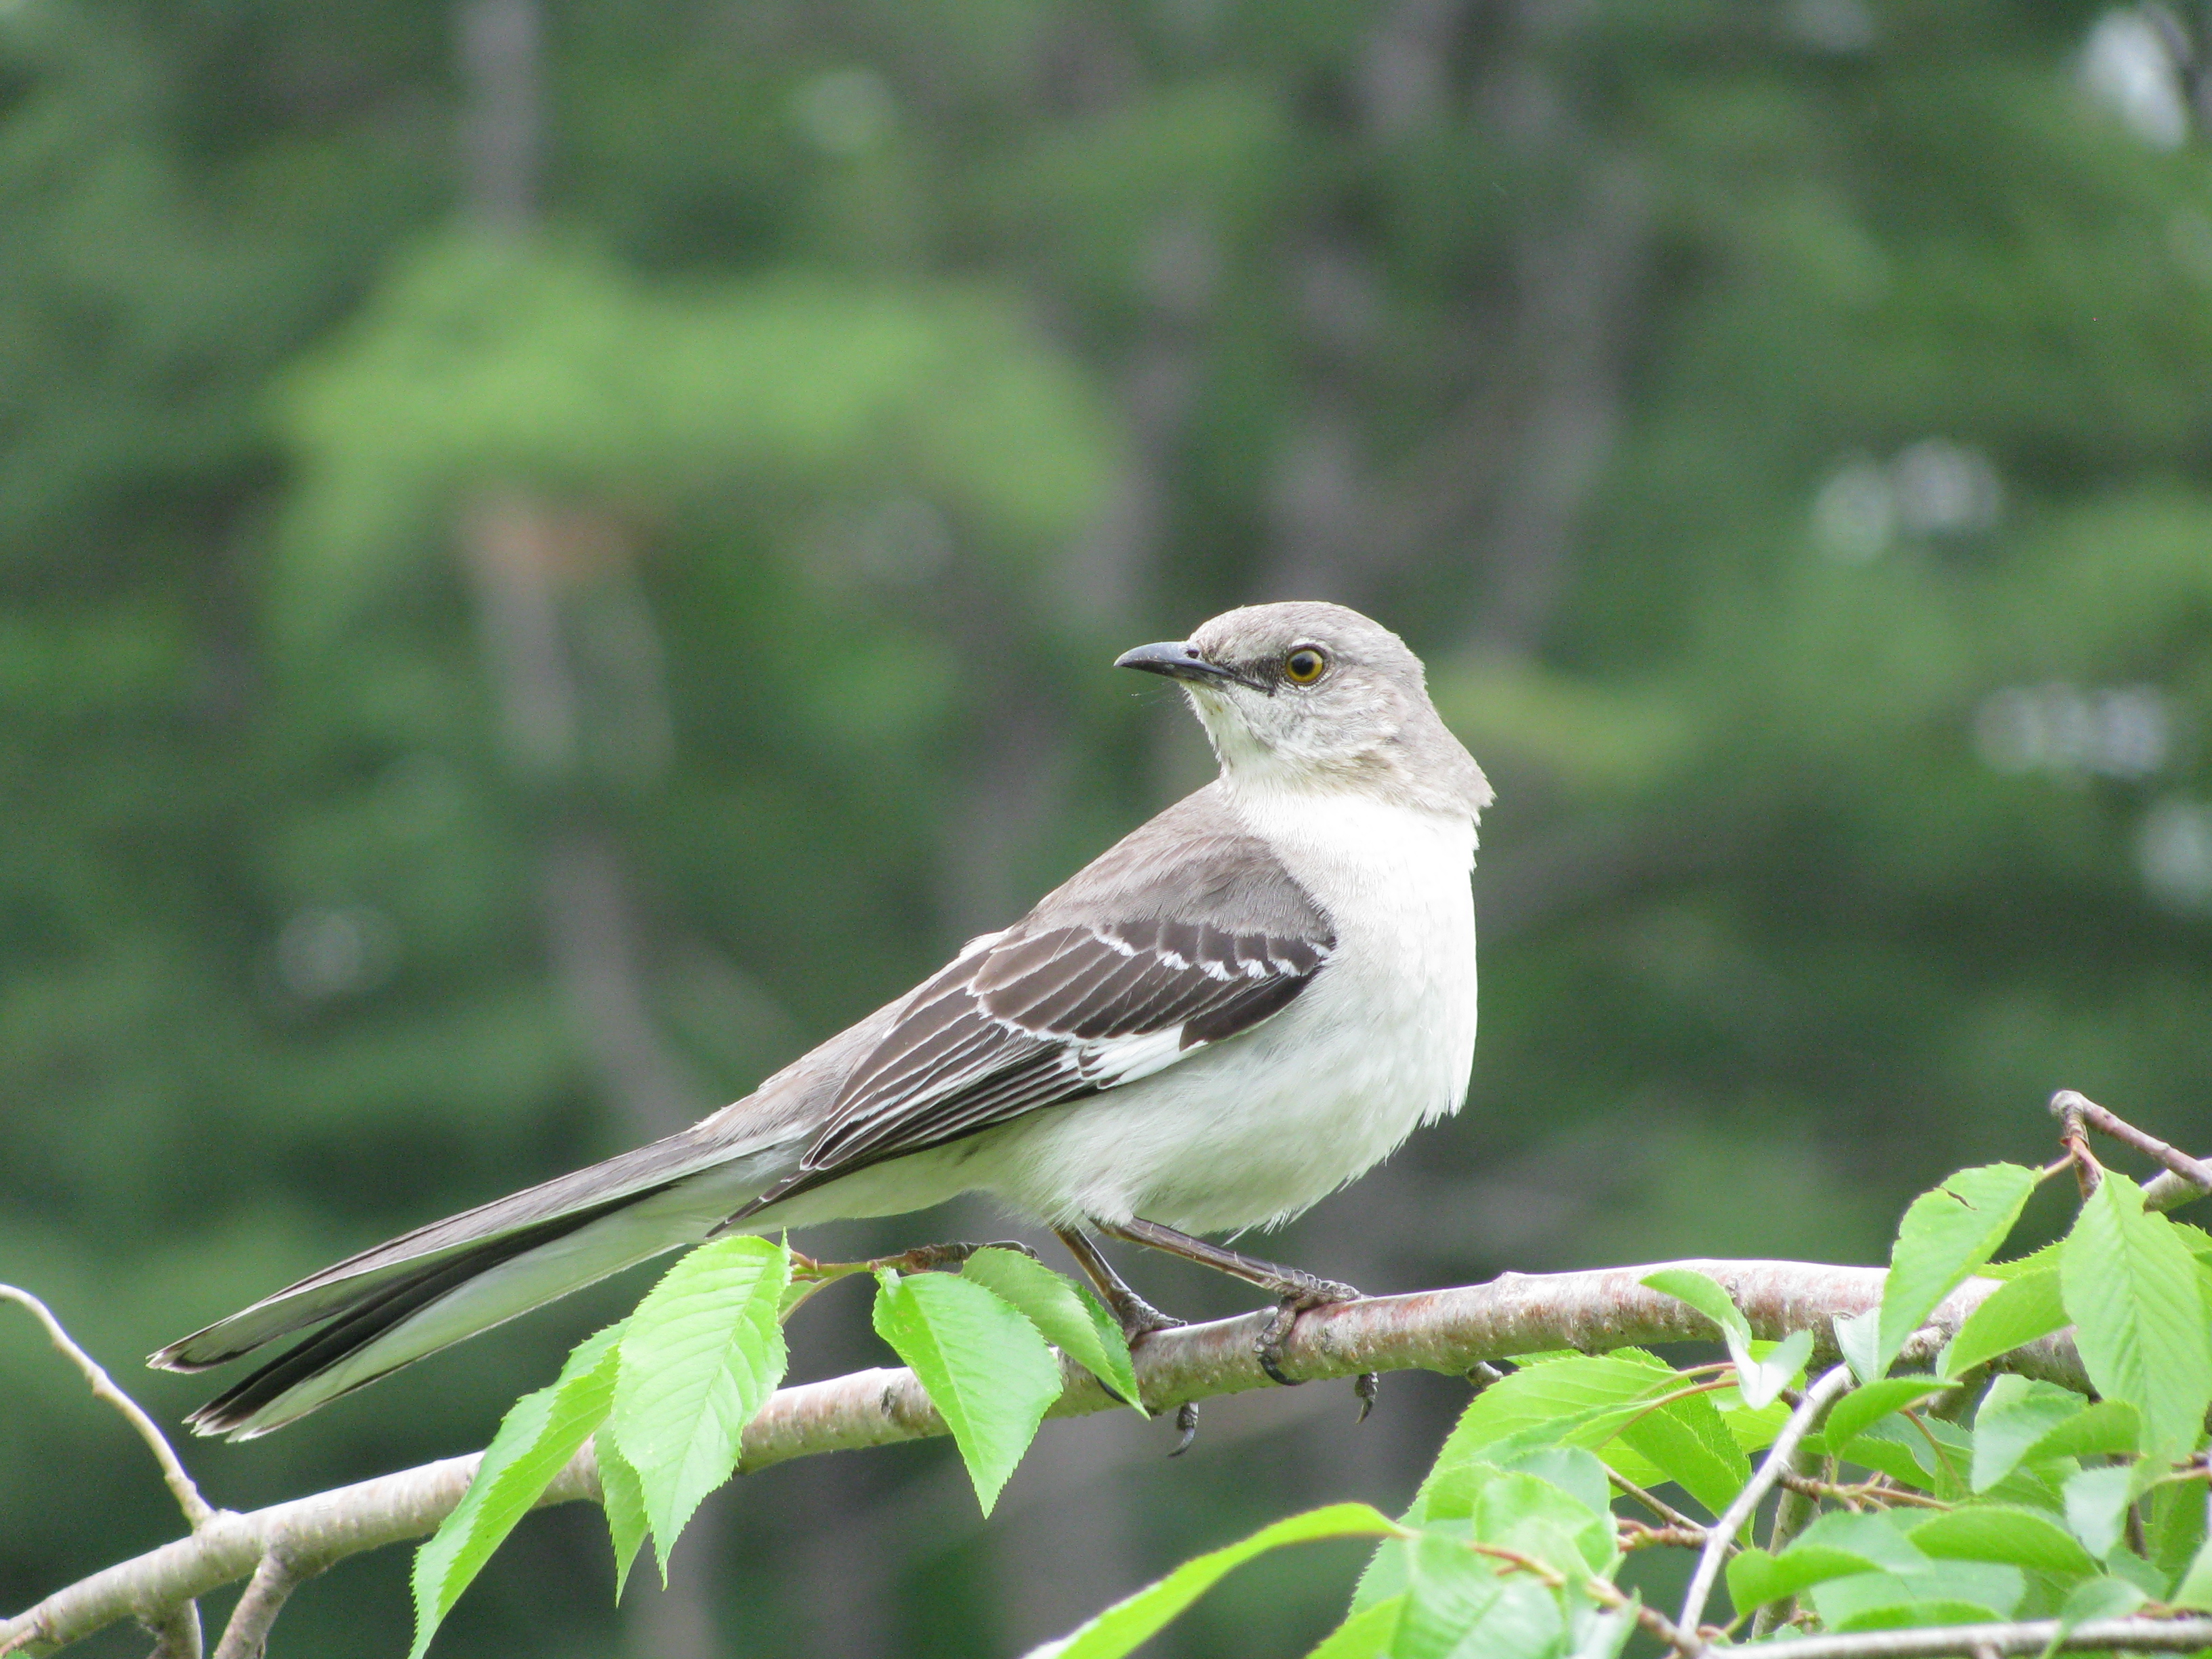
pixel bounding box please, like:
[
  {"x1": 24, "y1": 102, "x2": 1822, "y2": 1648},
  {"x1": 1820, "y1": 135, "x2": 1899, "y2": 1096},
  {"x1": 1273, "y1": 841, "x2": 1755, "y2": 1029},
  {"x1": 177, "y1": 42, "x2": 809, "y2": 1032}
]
[{"x1": 740, "y1": 812, "x2": 1335, "y2": 1215}]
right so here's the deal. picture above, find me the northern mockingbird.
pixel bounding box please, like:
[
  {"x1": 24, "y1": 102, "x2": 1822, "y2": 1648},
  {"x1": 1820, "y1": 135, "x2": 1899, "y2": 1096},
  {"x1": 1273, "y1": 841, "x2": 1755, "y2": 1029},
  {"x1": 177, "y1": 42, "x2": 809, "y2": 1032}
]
[{"x1": 156, "y1": 601, "x2": 1492, "y2": 1438}]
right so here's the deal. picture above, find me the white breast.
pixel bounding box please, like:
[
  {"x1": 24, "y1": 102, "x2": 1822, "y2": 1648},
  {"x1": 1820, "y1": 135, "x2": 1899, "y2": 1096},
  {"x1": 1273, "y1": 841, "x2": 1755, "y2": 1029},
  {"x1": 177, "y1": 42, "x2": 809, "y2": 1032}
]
[{"x1": 975, "y1": 785, "x2": 1480, "y2": 1234}]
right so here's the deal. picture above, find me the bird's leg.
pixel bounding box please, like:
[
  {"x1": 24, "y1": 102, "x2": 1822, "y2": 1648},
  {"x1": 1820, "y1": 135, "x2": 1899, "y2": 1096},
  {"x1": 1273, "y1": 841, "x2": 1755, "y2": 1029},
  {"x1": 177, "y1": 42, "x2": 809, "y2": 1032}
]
[
  {"x1": 1054, "y1": 1227, "x2": 1185, "y2": 1342},
  {"x1": 1097, "y1": 1218, "x2": 1364, "y2": 1391}
]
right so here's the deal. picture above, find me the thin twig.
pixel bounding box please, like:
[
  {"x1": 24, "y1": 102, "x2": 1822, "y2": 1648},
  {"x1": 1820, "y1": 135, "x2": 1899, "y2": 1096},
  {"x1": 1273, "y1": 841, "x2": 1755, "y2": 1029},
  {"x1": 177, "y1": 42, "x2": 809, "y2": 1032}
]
[
  {"x1": 209, "y1": 1552, "x2": 303, "y2": 1659},
  {"x1": 2053, "y1": 1090, "x2": 2212, "y2": 1193},
  {"x1": 1776, "y1": 1469, "x2": 1950, "y2": 1510},
  {"x1": 0, "y1": 1286, "x2": 215, "y2": 1532},
  {"x1": 1619, "y1": 1521, "x2": 1707, "y2": 1551},
  {"x1": 2051, "y1": 1095, "x2": 2102, "y2": 1200},
  {"x1": 1679, "y1": 1361, "x2": 1853, "y2": 1635},
  {"x1": 1607, "y1": 1469, "x2": 1707, "y2": 1534}
]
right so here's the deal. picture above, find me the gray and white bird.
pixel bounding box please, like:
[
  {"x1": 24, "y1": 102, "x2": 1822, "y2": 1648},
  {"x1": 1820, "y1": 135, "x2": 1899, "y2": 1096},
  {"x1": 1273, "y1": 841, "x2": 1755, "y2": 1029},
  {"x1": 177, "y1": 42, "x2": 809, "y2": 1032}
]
[{"x1": 155, "y1": 601, "x2": 1492, "y2": 1438}]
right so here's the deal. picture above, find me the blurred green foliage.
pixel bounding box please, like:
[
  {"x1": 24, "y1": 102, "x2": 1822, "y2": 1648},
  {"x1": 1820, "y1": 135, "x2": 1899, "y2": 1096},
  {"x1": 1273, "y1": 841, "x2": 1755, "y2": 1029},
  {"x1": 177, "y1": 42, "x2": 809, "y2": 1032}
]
[{"x1": 3, "y1": 1, "x2": 2211, "y2": 1655}]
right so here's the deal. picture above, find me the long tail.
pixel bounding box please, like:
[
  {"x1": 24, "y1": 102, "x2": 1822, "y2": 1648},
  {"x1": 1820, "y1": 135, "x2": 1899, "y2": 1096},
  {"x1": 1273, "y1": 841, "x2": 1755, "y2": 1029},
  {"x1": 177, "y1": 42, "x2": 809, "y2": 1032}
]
[{"x1": 150, "y1": 1128, "x2": 797, "y2": 1439}]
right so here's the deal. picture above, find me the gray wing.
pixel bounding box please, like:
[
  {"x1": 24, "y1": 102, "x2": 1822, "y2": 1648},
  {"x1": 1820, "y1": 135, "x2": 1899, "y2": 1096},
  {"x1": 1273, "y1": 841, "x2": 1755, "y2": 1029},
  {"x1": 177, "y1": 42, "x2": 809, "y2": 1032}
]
[{"x1": 743, "y1": 789, "x2": 1334, "y2": 1212}]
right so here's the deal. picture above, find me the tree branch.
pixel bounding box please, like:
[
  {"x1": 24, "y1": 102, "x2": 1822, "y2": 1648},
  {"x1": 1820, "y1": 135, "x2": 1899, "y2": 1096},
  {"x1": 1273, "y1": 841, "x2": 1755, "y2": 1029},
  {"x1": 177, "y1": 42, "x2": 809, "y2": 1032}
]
[
  {"x1": 0, "y1": 1286, "x2": 215, "y2": 1533},
  {"x1": 1710, "y1": 1616, "x2": 2212, "y2": 1656},
  {"x1": 0, "y1": 1255, "x2": 2085, "y2": 1656}
]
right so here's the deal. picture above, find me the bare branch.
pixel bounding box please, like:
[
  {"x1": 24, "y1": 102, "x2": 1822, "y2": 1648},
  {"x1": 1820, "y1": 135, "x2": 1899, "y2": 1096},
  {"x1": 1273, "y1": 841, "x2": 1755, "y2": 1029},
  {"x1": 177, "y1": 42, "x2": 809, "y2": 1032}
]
[
  {"x1": 0, "y1": 1287, "x2": 215, "y2": 1534},
  {"x1": 1721, "y1": 1615, "x2": 2212, "y2": 1656},
  {"x1": 2054, "y1": 1090, "x2": 2212, "y2": 1197},
  {"x1": 209, "y1": 1552, "x2": 305, "y2": 1659},
  {"x1": 0, "y1": 1254, "x2": 2085, "y2": 1656},
  {"x1": 141, "y1": 1604, "x2": 200, "y2": 1659},
  {"x1": 1679, "y1": 1362, "x2": 1854, "y2": 1636}
]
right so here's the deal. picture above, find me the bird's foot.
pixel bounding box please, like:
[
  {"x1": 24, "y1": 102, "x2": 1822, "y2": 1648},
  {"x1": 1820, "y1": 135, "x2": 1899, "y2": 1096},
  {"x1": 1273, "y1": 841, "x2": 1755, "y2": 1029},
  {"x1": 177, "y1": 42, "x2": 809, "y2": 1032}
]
[
  {"x1": 1169, "y1": 1401, "x2": 1200, "y2": 1456},
  {"x1": 1354, "y1": 1370, "x2": 1380, "y2": 1421},
  {"x1": 1253, "y1": 1273, "x2": 1361, "y2": 1387},
  {"x1": 1105, "y1": 1286, "x2": 1186, "y2": 1346}
]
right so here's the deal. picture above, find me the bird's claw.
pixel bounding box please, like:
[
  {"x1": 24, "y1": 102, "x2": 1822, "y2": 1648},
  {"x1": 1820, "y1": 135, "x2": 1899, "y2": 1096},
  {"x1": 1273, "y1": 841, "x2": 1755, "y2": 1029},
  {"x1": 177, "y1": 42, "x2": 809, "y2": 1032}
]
[
  {"x1": 1169, "y1": 1401, "x2": 1200, "y2": 1456},
  {"x1": 1253, "y1": 1277, "x2": 1362, "y2": 1386},
  {"x1": 1354, "y1": 1370, "x2": 1380, "y2": 1421}
]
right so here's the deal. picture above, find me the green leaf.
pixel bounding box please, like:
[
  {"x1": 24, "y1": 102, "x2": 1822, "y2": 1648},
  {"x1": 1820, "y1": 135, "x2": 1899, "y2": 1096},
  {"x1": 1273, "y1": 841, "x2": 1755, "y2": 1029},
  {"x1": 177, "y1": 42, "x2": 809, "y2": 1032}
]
[
  {"x1": 2149, "y1": 1473, "x2": 2209, "y2": 1583},
  {"x1": 1431, "y1": 1354, "x2": 1674, "y2": 1471},
  {"x1": 1938, "y1": 1269, "x2": 2068, "y2": 1380},
  {"x1": 1808, "y1": 1563, "x2": 2022, "y2": 1632},
  {"x1": 1878, "y1": 1164, "x2": 2040, "y2": 1376},
  {"x1": 2030, "y1": 1399, "x2": 2141, "y2": 1462},
  {"x1": 1564, "y1": 1601, "x2": 1637, "y2": 1659},
  {"x1": 1394, "y1": 1534, "x2": 1564, "y2": 1659},
  {"x1": 872, "y1": 1267, "x2": 1063, "y2": 1515},
  {"x1": 1614, "y1": 1389, "x2": 1750, "y2": 1519},
  {"x1": 960, "y1": 1246, "x2": 1143, "y2": 1412},
  {"x1": 610, "y1": 1235, "x2": 790, "y2": 1576},
  {"x1": 1473, "y1": 1471, "x2": 1612, "y2": 1575},
  {"x1": 1304, "y1": 1596, "x2": 1404, "y2": 1659},
  {"x1": 1727, "y1": 1545, "x2": 1892, "y2": 1611},
  {"x1": 1970, "y1": 1375, "x2": 2087, "y2": 1492},
  {"x1": 1639, "y1": 1268, "x2": 1808, "y2": 1410},
  {"x1": 1820, "y1": 1376, "x2": 1948, "y2": 1453},
  {"x1": 2053, "y1": 1572, "x2": 2148, "y2": 1634},
  {"x1": 1038, "y1": 1503, "x2": 1400, "y2": 1659},
  {"x1": 2061, "y1": 1171, "x2": 2212, "y2": 1466},
  {"x1": 1832, "y1": 1308, "x2": 1883, "y2": 1385},
  {"x1": 1908, "y1": 1506, "x2": 2098, "y2": 1576},
  {"x1": 409, "y1": 1324, "x2": 621, "y2": 1659},
  {"x1": 595, "y1": 1435, "x2": 649, "y2": 1601},
  {"x1": 2064, "y1": 1464, "x2": 2135, "y2": 1558},
  {"x1": 2168, "y1": 1532, "x2": 2212, "y2": 1610}
]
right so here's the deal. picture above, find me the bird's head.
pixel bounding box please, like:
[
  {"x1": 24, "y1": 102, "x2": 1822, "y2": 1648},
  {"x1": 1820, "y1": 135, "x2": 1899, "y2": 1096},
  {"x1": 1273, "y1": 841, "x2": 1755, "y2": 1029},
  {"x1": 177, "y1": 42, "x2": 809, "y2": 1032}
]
[{"x1": 1116, "y1": 601, "x2": 1492, "y2": 817}]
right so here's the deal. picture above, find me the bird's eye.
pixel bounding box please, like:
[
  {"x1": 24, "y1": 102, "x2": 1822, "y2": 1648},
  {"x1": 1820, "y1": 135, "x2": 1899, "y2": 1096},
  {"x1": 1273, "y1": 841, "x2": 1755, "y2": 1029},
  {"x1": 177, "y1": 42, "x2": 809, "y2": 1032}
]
[{"x1": 1283, "y1": 647, "x2": 1328, "y2": 685}]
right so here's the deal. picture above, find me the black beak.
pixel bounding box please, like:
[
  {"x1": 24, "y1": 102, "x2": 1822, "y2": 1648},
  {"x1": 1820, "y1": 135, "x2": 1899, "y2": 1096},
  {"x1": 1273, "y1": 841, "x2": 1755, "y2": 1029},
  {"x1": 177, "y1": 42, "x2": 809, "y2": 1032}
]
[{"x1": 1114, "y1": 640, "x2": 1242, "y2": 686}]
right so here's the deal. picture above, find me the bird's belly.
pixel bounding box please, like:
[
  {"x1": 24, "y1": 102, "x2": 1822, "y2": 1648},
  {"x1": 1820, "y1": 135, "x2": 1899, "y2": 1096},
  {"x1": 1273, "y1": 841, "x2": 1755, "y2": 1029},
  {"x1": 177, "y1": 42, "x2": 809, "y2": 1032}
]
[{"x1": 978, "y1": 815, "x2": 1479, "y2": 1233}]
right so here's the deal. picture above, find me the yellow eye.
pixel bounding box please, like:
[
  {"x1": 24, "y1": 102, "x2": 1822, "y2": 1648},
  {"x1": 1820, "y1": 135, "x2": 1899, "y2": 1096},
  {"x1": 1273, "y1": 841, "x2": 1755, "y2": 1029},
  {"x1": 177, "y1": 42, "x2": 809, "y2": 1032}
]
[{"x1": 1284, "y1": 647, "x2": 1328, "y2": 685}]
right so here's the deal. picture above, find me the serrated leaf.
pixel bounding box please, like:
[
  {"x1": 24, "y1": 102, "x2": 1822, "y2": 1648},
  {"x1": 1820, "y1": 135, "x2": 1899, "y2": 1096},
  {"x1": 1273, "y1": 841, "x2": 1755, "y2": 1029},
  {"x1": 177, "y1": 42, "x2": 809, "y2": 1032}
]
[
  {"x1": 1908, "y1": 1505, "x2": 2098, "y2": 1576},
  {"x1": 2065, "y1": 1464, "x2": 2136, "y2": 1558},
  {"x1": 611, "y1": 1235, "x2": 790, "y2": 1576},
  {"x1": 2061, "y1": 1172, "x2": 2212, "y2": 1466},
  {"x1": 1395, "y1": 1534, "x2": 1564, "y2": 1659},
  {"x1": 595, "y1": 1434, "x2": 649, "y2": 1601},
  {"x1": 1820, "y1": 1376, "x2": 1948, "y2": 1453},
  {"x1": 1032, "y1": 1503, "x2": 1400, "y2": 1659},
  {"x1": 960, "y1": 1246, "x2": 1143, "y2": 1412},
  {"x1": 1878, "y1": 1164, "x2": 2040, "y2": 1376},
  {"x1": 1304, "y1": 1596, "x2": 1404, "y2": 1659},
  {"x1": 1615, "y1": 1389, "x2": 1750, "y2": 1519},
  {"x1": 409, "y1": 1324, "x2": 621, "y2": 1659},
  {"x1": 1971, "y1": 1375, "x2": 2087, "y2": 1492},
  {"x1": 1640, "y1": 1268, "x2": 1807, "y2": 1410},
  {"x1": 874, "y1": 1267, "x2": 1062, "y2": 1515},
  {"x1": 1938, "y1": 1269, "x2": 2067, "y2": 1380}
]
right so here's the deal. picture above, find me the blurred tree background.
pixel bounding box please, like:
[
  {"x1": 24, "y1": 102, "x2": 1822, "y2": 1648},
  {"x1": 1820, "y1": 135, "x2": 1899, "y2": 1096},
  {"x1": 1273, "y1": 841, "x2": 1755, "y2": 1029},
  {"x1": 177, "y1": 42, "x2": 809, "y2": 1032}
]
[{"x1": 4, "y1": 0, "x2": 2211, "y2": 1654}]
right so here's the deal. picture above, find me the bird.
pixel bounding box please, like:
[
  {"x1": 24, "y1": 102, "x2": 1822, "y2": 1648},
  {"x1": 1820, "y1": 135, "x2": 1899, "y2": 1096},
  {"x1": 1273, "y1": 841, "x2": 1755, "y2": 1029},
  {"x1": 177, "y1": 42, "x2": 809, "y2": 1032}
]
[{"x1": 152, "y1": 601, "x2": 1492, "y2": 1439}]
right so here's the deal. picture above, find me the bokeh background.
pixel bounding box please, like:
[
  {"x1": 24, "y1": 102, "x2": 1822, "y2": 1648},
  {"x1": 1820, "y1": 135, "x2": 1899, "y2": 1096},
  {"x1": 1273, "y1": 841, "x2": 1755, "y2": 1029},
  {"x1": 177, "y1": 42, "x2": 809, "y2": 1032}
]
[{"x1": 5, "y1": 1, "x2": 2212, "y2": 1654}]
